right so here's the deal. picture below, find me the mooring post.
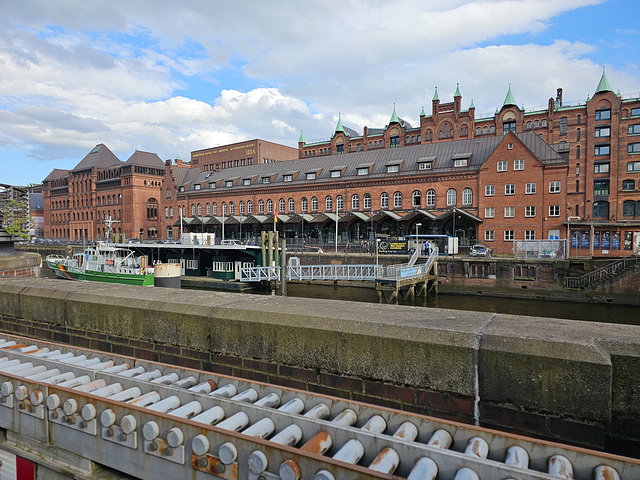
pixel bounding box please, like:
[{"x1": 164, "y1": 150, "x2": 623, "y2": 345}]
[{"x1": 280, "y1": 238, "x2": 287, "y2": 296}]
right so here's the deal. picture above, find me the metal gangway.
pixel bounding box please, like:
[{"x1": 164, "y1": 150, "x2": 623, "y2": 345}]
[
  {"x1": 0, "y1": 332, "x2": 636, "y2": 479},
  {"x1": 241, "y1": 248, "x2": 439, "y2": 283}
]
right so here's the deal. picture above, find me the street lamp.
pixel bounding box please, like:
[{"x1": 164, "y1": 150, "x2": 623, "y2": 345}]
[
  {"x1": 375, "y1": 238, "x2": 380, "y2": 277},
  {"x1": 415, "y1": 222, "x2": 422, "y2": 253}
]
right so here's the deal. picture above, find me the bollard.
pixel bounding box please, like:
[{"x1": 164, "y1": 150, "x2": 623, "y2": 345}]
[
  {"x1": 191, "y1": 434, "x2": 210, "y2": 456},
  {"x1": 253, "y1": 392, "x2": 281, "y2": 408},
  {"x1": 269, "y1": 424, "x2": 303, "y2": 447},
  {"x1": 188, "y1": 380, "x2": 217, "y2": 394},
  {"x1": 167, "y1": 427, "x2": 184, "y2": 448},
  {"x1": 242, "y1": 418, "x2": 275, "y2": 439},
  {"x1": 300, "y1": 431, "x2": 332, "y2": 455},
  {"x1": 332, "y1": 439, "x2": 365, "y2": 464},
  {"x1": 191, "y1": 406, "x2": 226, "y2": 425},
  {"x1": 594, "y1": 465, "x2": 620, "y2": 480},
  {"x1": 154, "y1": 262, "x2": 181, "y2": 288},
  {"x1": 408, "y1": 457, "x2": 439, "y2": 480},
  {"x1": 280, "y1": 459, "x2": 302, "y2": 480},
  {"x1": 548, "y1": 455, "x2": 573, "y2": 479},
  {"x1": 171, "y1": 376, "x2": 197, "y2": 389},
  {"x1": 100, "y1": 409, "x2": 116, "y2": 428},
  {"x1": 454, "y1": 467, "x2": 480, "y2": 480},
  {"x1": 120, "y1": 415, "x2": 137, "y2": 435},
  {"x1": 369, "y1": 447, "x2": 400, "y2": 475},
  {"x1": 216, "y1": 412, "x2": 249, "y2": 432},
  {"x1": 218, "y1": 442, "x2": 238, "y2": 465},
  {"x1": 248, "y1": 450, "x2": 269, "y2": 475}
]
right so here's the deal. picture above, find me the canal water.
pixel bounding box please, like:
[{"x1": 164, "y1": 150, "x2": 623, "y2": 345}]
[{"x1": 41, "y1": 266, "x2": 638, "y2": 326}]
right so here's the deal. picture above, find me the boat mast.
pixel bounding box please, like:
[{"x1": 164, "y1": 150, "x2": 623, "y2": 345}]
[{"x1": 104, "y1": 215, "x2": 120, "y2": 244}]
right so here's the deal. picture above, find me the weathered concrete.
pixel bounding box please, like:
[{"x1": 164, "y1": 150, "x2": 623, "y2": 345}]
[{"x1": 0, "y1": 277, "x2": 638, "y2": 456}]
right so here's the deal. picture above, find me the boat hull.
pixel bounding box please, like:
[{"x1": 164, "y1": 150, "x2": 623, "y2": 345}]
[{"x1": 46, "y1": 260, "x2": 154, "y2": 286}]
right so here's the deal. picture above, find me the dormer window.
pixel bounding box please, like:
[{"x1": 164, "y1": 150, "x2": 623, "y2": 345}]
[
  {"x1": 331, "y1": 170, "x2": 341, "y2": 178},
  {"x1": 225, "y1": 180, "x2": 233, "y2": 187},
  {"x1": 418, "y1": 162, "x2": 432, "y2": 170},
  {"x1": 209, "y1": 182, "x2": 216, "y2": 189},
  {"x1": 194, "y1": 184, "x2": 201, "y2": 190},
  {"x1": 262, "y1": 177, "x2": 271, "y2": 184},
  {"x1": 179, "y1": 186, "x2": 185, "y2": 192},
  {"x1": 243, "y1": 179, "x2": 251, "y2": 186},
  {"x1": 386, "y1": 164, "x2": 399, "y2": 173},
  {"x1": 357, "y1": 167, "x2": 369, "y2": 176},
  {"x1": 306, "y1": 172, "x2": 316, "y2": 180},
  {"x1": 453, "y1": 159, "x2": 467, "y2": 167},
  {"x1": 283, "y1": 174, "x2": 292, "y2": 182}
]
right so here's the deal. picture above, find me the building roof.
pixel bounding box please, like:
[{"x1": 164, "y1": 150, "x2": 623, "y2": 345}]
[
  {"x1": 503, "y1": 84, "x2": 517, "y2": 107},
  {"x1": 594, "y1": 67, "x2": 613, "y2": 94},
  {"x1": 454, "y1": 83, "x2": 461, "y2": 97},
  {"x1": 389, "y1": 104, "x2": 400, "y2": 124},
  {"x1": 42, "y1": 168, "x2": 70, "y2": 183},
  {"x1": 72, "y1": 144, "x2": 121, "y2": 172},
  {"x1": 335, "y1": 114, "x2": 345, "y2": 134},
  {"x1": 124, "y1": 150, "x2": 165, "y2": 168},
  {"x1": 432, "y1": 87, "x2": 439, "y2": 102}
]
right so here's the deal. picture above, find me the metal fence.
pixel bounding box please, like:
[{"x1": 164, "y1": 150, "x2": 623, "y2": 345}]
[
  {"x1": 565, "y1": 253, "x2": 640, "y2": 288},
  {"x1": 513, "y1": 239, "x2": 566, "y2": 259}
]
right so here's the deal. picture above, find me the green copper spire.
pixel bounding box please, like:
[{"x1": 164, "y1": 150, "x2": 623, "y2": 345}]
[
  {"x1": 454, "y1": 83, "x2": 461, "y2": 97},
  {"x1": 432, "y1": 87, "x2": 439, "y2": 102},
  {"x1": 503, "y1": 83, "x2": 517, "y2": 107},
  {"x1": 595, "y1": 66, "x2": 613, "y2": 94},
  {"x1": 470, "y1": 99, "x2": 475, "y2": 109},
  {"x1": 420, "y1": 106, "x2": 425, "y2": 117},
  {"x1": 298, "y1": 130, "x2": 305, "y2": 143},
  {"x1": 335, "y1": 113, "x2": 345, "y2": 133},
  {"x1": 389, "y1": 103, "x2": 399, "y2": 124}
]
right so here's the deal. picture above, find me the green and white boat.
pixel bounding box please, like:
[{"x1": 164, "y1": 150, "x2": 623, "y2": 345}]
[{"x1": 45, "y1": 216, "x2": 154, "y2": 286}]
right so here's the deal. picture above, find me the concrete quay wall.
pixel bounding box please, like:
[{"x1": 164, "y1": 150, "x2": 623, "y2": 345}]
[{"x1": 0, "y1": 277, "x2": 638, "y2": 458}]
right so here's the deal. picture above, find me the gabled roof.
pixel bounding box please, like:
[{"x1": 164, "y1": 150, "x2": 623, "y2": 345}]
[
  {"x1": 124, "y1": 151, "x2": 165, "y2": 168},
  {"x1": 72, "y1": 144, "x2": 121, "y2": 172},
  {"x1": 43, "y1": 168, "x2": 69, "y2": 183}
]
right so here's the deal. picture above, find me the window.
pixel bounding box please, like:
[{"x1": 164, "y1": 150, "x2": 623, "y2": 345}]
[
  {"x1": 623, "y1": 200, "x2": 636, "y2": 216},
  {"x1": 259, "y1": 200, "x2": 264, "y2": 214},
  {"x1": 485, "y1": 207, "x2": 495, "y2": 218},
  {"x1": 595, "y1": 126, "x2": 610, "y2": 138},
  {"x1": 330, "y1": 170, "x2": 341, "y2": 178},
  {"x1": 412, "y1": 191, "x2": 421, "y2": 207},
  {"x1": 311, "y1": 196, "x2": 318, "y2": 211},
  {"x1": 504, "y1": 230, "x2": 514, "y2": 241},
  {"x1": 209, "y1": 182, "x2": 216, "y2": 189},
  {"x1": 595, "y1": 109, "x2": 611, "y2": 121},
  {"x1": 629, "y1": 124, "x2": 640, "y2": 135},
  {"x1": 374, "y1": 193, "x2": 387, "y2": 210},
  {"x1": 301, "y1": 198, "x2": 308, "y2": 212},
  {"x1": 525, "y1": 183, "x2": 536, "y2": 194},
  {"x1": 213, "y1": 203, "x2": 218, "y2": 215},
  {"x1": 279, "y1": 198, "x2": 286, "y2": 212},
  {"x1": 336, "y1": 195, "x2": 344, "y2": 211},
  {"x1": 283, "y1": 175, "x2": 292, "y2": 182},
  {"x1": 165, "y1": 207, "x2": 168, "y2": 218},
  {"x1": 306, "y1": 172, "x2": 316, "y2": 180},
  {"x1": 462, "y1": 188, "x2": 472, "y2": 205},
  {"x1": 628, "y1": 161, "x2": 640, "y2": 172},
  {"x1": 594, "y1": 163, "x2": 610, "y2": 174},
  {"x1": 497, "y1": 161, "x2": 508, "y2": 172},
  {"x1": 629, "y1": 143, "x2": 640, "y2": 154},
  {"x1": 454, "y1": 158, "x2": 467, "y2": 167},
  {"x1": 352, "y1": 195, "x2": 360, "y2": 210},
  {"x1": 194, "y1": 184, "x2": 201, "y2": 190},
  {"x1": 632, "y1": 107, "x2": 640, "y2": 117},
  {"x1": 247, "y1": 200, "x2": 253, "y2": 214},
  {"x1": 525, "y1": 230, "x2": 536, "y2": 240},
  {"x1": 485, "y1": 230, "x2": 495, "y2": 241},
  {"x1": 364, "y1": 193, "x2": 372, "y2": 209},
  {"x1": 577, "y1": 128, "x2": 581, "y2": 140},
  {"x1": 387, "y1": 164, "x2": 399, "y2": 173},
  {"x1": 225, "y1": 180, "x2": 233, "y2": 187},
  {"x1": 267, "y1": 199, "x2": 273, "y2": 213},
  {"x1": 526, "y1": 121, "x2": 532, "y2": 129},
  {"x1": 446, "y1": 189, "x2": 457, "y2": 206},
  {"x1": 426, "y1": 190, "x2": 436, "y2": 207},
  {"x1": 505, "y1": 184, "x2": 515, "y2": 195},
  {"x1": 485, "y1": 185, "x2": 495, "y2": 196},
  {"x1": 504, "y1": 206, "x2": 515, "y2": 218},
  {"x1": 549, "y1": 181, "x2": 561, "y2": 193},
  {"x1": 240, "y1": 201, "x2": 245, "y2": 215},
  {"x1": 393, "y1": 192, "x2": 402, "y2": 208},
  {"x1": 262, "y1": 177, "x2": 271, "y2": 184},
  {"x1": 197, "y1": 204, "x2": 202, "y2": 216},
  {"x1": 514, "y1": 159, "x2": 524, "y2": 170},
  {"x1": 288, "y1": 198, "x2": 295, "y2": 212},
  {"x1": 418, "y1": 162, "x2": 432, "y2": 170},
  {"x1": 541, "y1": 120, "x2": 547, "y2": 127},
  {"x1": 325, "y1": 196, "x2": 333, "y2": 211},
  {"x1": 560, "y1": 117, "x2": 567, "y2": 135},
  {"x1": 170, "y1": 207, "x2": 173, "y2": 217},
  {"x1": 503, "y1": 121, "x2": 516, "y2": 134},
  {"x1": 229, "y1": 202, "x2": 234, "y2": 215},
  {"x1": 549, "y1": 205, "x2": 560, "y2": 217},
  {"x1": 166, "y1": 188, "x2": 171, "y2": 199},
  {"x1": 595, "y1": 145, "x2": 610, "y2": 156},
  {"x1": 357, "y1": 167, "x2": 369, "y2": 176},
  {"x1": 593, "y1": 201, "x2": 609, "y2": 218},
  {"x1": 191, "y1": 204, "x2": 195, "y2": 216},
  {"x1": 336, "y1": 144, "x2": 344, "y2": 154},
  {"x1": 508, "y1": 143, "x2": 513, "y2": 150},
  {"x1": 390, "y1": 136, "x2": 399, "y2": 148},
  {"x1": 205, "y1": 203, "x2": 210, "y2": 215},
  {"x1": 525, "y1": 206, "x2": 536, "y2": 217},
  {"x1": 534, "y1": 120, "x2": 539, "y2": 128},
  {"x1": 222, "y1": 203, "x2": 227, "y2": 215},
  {"x1": 623, "y1": 180, "x2": 635, "y2": 190},
  {"x1": 594, "y1": 180, "x2": 609, "y2": 196}
]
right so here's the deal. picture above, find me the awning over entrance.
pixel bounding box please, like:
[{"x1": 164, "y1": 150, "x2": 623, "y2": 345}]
[
  {"x1": 286, "y1": 213, "x2": 315, "y2": 224},
  {"x1": 435, "y1": 208, "x2": 483, "y2": 223},
  {"x1": 339, "y1": 211, "x2": 371, "y2": 224},
  {"x1": 401, "y1": 209, "x2": 437, "y2": 222},
  {"x1": 310, "y1": 212, "x2": 341, "y2": 224},
  {"x1": 243, "y1": 215, "x2": 269, "y2": 225},
  {"x1": 370, "y1": 210, "x2": 402, "y2": 222}
]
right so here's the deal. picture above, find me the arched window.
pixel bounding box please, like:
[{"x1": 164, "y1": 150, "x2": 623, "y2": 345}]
[
  {"x1": 222, "y1": 202, "x2": 227, "y2": 216},
  {"x1": 197, "y1": 203, "x2": 202, "y2": 216},
  {"x1": 229, "y1": 202, "x2": 234, "y2": 215},
  {"x1": 165, "y1": 207, "x2": 169, "y2": 218},
  {"x1": 336, "y1": 195, "x2": 343, "y2": 211},
  {"x1": 489, "y1": 126, "x2": 495, "y2": 134},
  {"x1": 393, "y1": 192, "x2": 402, "y2": 208},
  {"x1": 259, "y1": 200, "x2": 264, "y2": 214},
  {"x1": 593, "y1": 201, "x2": 609, "y2": 218},
  {"x1": 534, "y1": 120, "x2": 539, "y2": 128},
  {"x1": 170, "y1": 207, "x2": 173, "y2": 217},
  {"x1": 476, "y1": 127, "x2": 481, "y2": 135},
  {"x1": 279, "y1": 198, "x2": 285, "y2": 212},
  {"x1": 526, "y1": 121, "x2": 532, "y2": 129},
  {"x1": 482, "y1": 126, "x2": 488, "y2": 134},
  {"x1": 166, "y1": 188, "x2": 171, "y2": 199},
  {"x1": 147, "y1": 198, "x2": 158, "y2": 219},
  {"x1": 311, "y1": 196, "x2": 318, "y2": 211},
  {"x1": 426, "y1": 190, "x2": 436, "y2": 207},
  {"x1": 267, "y1": 199, "x2": 273, "y2": 213},
  {"x1": 412, "y1": 190, "x2": 421, "y2": 207},
  {"x1": 191, "y1": 204, "x2": 195, "y2": 216},
  {"x1": 247, "y1": 200, "x2": 253, "y2": 214},
  {"x1": 213, "y1": 203, "x2": 218, "y2": 215},
  {"x1": 206, "y1": 203, "x2": 211, "y2": 215},
  {"x1": 447, "y1": 189, "x2": 457, "y2": 206},
  {"x1": 541, "y1": 119, "x2": 547, "y2": 127},
  {"x1": 352, "y1": 194, "x2": 360, "y2": 210},
  {"x1": 364, "y1": 193, "x2": 372, "y2": 209},
  {"x1": 288, "y1": 198, "x2": 295, "y2": 212},
  {"x1": 381, "y1": 192, "x2": 389, "y2": 209},
  {"x1": 239, "y1": 201, "x2": 245, "y2": 215},
  {"x1": 462, "y1": 188, "x2": 472, "y2": 205},
  {"x1": 325, "y1": 196, "x2": 333, "y2": 211},
  {"x1": 301, "y1": 197, "x2": 308, "y2": 212}
]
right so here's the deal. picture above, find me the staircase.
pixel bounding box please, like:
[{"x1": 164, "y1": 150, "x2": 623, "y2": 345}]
[{"x1": 565, "y1": 253, "x2": 640, "y2": 288}]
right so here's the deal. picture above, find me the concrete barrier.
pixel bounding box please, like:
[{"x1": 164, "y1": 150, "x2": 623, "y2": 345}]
[{"x1": 0, "y1": 277, "x2": 637, "y2": 457}]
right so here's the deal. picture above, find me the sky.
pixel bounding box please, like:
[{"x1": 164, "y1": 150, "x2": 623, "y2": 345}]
[{"x1": 1, "y1": 0, "x2": 639, "y2": 186}]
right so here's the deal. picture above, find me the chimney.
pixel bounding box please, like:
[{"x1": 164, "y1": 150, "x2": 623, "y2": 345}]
[{"x1": 556, "y1": 88, "x2": 563, "y2": 106}]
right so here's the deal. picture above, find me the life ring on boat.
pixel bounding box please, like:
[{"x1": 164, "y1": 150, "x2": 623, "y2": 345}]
[{"x1": 106, "y1": 259, "x2": 113, "y2": 266}]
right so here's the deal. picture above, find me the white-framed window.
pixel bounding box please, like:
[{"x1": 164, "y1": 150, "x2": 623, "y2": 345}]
[
  {"x1": 325, "y1": 196, "x2": 333, "y2": 211},
  {"x1": 454, "y1": 158, "x2": 467, "y2": 167},
  {"x1": 222, "y1": 203, "x2": 227, "y2": 215},
  {"x1": 212, "y1": 203, "x2": 218, "y2": 215},
  {"x1": 364, "y1": 193, "x2": 372, "y2": 209},
  {"x1": 247, "y1": 200, "x2": 253, "y2": 214},
  {"x1": 504, "y1": 206, "x2": 515, "y2": 218},
  {"x1": 595, "y1": 126, "x2": 611, "y2": 138},
  {"x1": 525, "y1": 206, "x2": 536, "y2": 217},
  {"x1": 267, "y1": 199, "x2": 273, "y2": 213},
  {"x1": 485, "y1": 207, "x2": 495, "y2": 218},
  {"x1": 170, "y1": 207, "x2": 173, "y2": 217},
  {"x1": 209, "y1": 182, "x2": 216, "y2": 189},
  {"x1": 283, "y1": 174, "x2": 292, "y2": 182},
  {"x1": 446, "y1": 189, "x2": 456, "y2": 206},
  {"x1": 549, "y1": 205, "x2": 560, "y2": 217},
  {"x1": 164, "y1": 207, "x2": 168, "y2": 218},
  {"x1": 393, "y1": 192, "x2": 402, "y2": 208},
  {"x1": 206, "y1": 203, "x2": 211, "y2": 215},
  {"x1": 462, "y1": 188, "x2": 472, "y2": 205},
  {"x1": 387, "y1": 164, "x2": 399, "y2": 173},
  {"x1": 197, "y1": 204, "x2": 202, "y2": 215},
  {"x1": 279, "y1": 198, "x2": 285, "y2": 212},
  {"x1": 497, "y1": 160, "x2": 508, "y2": 172},
  {"x1": 243, "y1": 178, "x2": 251, "y2": 186},
  {"x1": 525, "y1": 230, "x2": 536, "y2": 240},
  {"x1": 229, "y1": 202, "x2": 234, "y2": 215},
  {"x1": 504, "y1": 230, "x2": 514, "y2": 241},
  {"x1": 301, "y1": 198, "x2": 308, "y2": 212},
  {"x1": 352, "y1": 194, "x2": 360, "y2": 210},
  {"x1": 549, "y1": 181, "x2": 561, "y2": 193},
  {"x1": 426, "y1": 190, "x2": 436, "y2": 207},
  {"x1": 191, "y1": 204, "x2": 196, "y2": 215},
  {"x1": 505, "y1": 184, "x2": 515, "y2": 195},
  {"x1": 306, "y1": 172, "x2": 316, "y2": 180},
  {"x1": 288, "y1": 198, "x2": 295, "y2": 212},
  {"x1": 194, "y1": 184, "x2": 201, "y2": 190},
  {"x1": 336, "y1": 195, "x2": 344, "y2": 211},
  {"x1": 357, "y1": 167, "x2": 369, "y2": 176},
  {"x1": 311, "y1": 196, "x2": 318, "y2": 211},
  {"x1": 418, "y1": 162, "x2": 432, "y2": 170},
  {"x1": 485, "y1": 185, "x2": 495, "y2": 196},
  {"x1": 381, "y1": 192, "x2": 389, "y2": 209},
  {"x1": 508, "y1": 143, "x2": 514, "y2": 149},
  {"x1": 240, "y1": 201, "x2": 245, "y2": 215},
  {"x1": 225, "y1": 180, "x2": 233, "y2": 187},
  {"x1": 262, "y1": 177, "x2": 271, "y2": 184},
  {"x1": 485, "y1": 230, "x2": 495, "y2": 241},
  {"x1": 412, "y1": 190, "x2": 421, "y2": 207},
  {"x1": 330, "y1": 170, "x2": 341, "y2": 178},
  {"x1": 514, "y1": 159, "x2": 524, "y2": 170},
  {"x1": 526, "y1": 182, "x2": 536, "y2": 194},
  {"x1": 186, "y1": 259, "x2": 198, "y2": 270},
  {"x1": 258, "y1": 200, "x2": 264, "y2": 214}
]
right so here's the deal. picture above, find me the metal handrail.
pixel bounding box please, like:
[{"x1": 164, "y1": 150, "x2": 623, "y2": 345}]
[{"x1": 565, "y1": 253, "x2": 640, "y2": 288}]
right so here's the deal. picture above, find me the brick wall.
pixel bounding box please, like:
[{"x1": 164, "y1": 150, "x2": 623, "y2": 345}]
[{"x1": 0, "y1": 265, "x2": 40, "y2": 277}]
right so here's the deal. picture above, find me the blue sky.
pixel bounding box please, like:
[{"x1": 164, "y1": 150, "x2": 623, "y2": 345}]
[{"x1": 1, "y1": 0, "x2": 639, "y2": 186}]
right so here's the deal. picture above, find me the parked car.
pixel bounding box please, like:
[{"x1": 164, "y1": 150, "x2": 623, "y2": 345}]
[
  {"x1": 221, "y1": 239, "x2": 243, "y2": 246},
  {"x1": 469, "y1": 244, "x2": 492, "y2": 257}
]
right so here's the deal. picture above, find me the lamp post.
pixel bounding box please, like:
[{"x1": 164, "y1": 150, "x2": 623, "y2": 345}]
[
  {"x1": 375, "y1": 237, "x2": 380, "y2": 277},
  {"x1": 415, "y1": 222, "x2": 422, "y2": 253}
]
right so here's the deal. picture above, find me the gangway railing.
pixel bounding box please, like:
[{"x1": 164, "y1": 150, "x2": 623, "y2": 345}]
[
  {"x1": 380, "y1": 247, "x2": 439, "y2": 282},
  {"x1": 565, "y1": 253, "x2": 640, "y2": 288}
]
